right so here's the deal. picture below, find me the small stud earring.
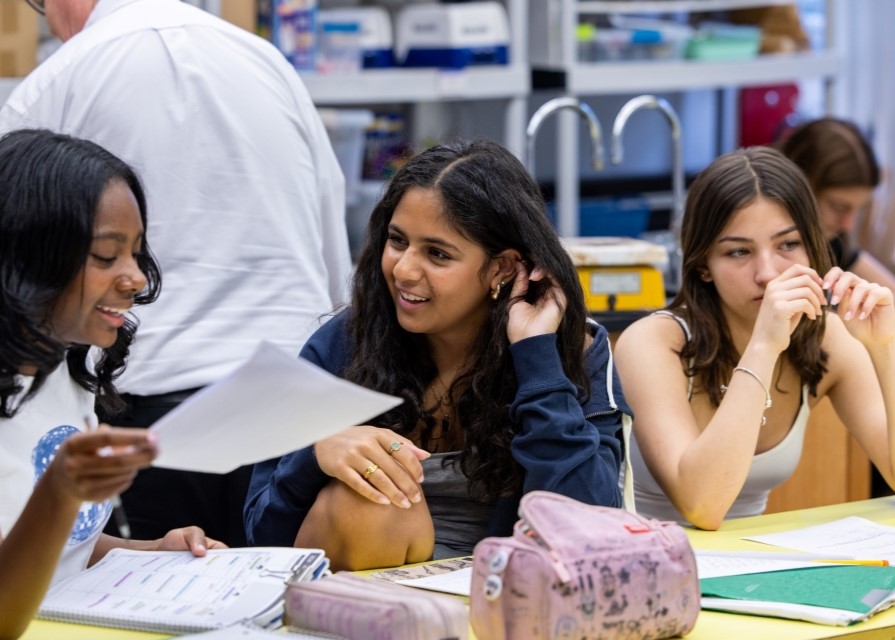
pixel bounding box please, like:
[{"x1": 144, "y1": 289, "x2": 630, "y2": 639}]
[{"x1": 491, "y1": 281, "x2": 505, "y2": 301}]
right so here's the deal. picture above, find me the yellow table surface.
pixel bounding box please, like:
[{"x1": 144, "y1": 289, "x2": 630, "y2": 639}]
[{"x1": 21, "y1": 496, "x2": 895, "y2": 640}]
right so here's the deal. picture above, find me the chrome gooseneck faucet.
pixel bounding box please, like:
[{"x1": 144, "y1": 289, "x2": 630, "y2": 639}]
[
  {"x1": 611, "y1": 95, "x2": 684, "y2": 235},
  {"x1": 526, "y1": 97, "x2": 605, "y2": 176},
  {"x1": 611, "y1": 95, "x2": 684, "y2": 293}
]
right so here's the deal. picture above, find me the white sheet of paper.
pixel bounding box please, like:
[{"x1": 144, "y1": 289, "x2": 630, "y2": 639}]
[
  {"x1": 695, "y1": 551, "x2": 820, "y2": 579},
  {"x1": 150, "y1": 341, "x2": 403, "y2": 473},
  {"x1": 744, "y1": 516, "x2": 895, "y2": 563},
  {"x1": 396, "y1": 566, "x2": 473, "y2": 597}
]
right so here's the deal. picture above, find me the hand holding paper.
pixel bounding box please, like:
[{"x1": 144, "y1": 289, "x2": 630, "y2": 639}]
[{"x1": 150, "y1": 342, "x2": 403, "y2": 473}]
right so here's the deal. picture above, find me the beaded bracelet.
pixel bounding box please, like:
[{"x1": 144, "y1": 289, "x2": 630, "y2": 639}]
[{"x1": 720, "y1": 366, "x2": 772, "y2": 426}]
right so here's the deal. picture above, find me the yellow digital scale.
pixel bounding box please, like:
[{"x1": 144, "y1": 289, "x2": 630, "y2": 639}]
[{"x1": 562, "y1": 237, "x2": 669, "y2": 312}]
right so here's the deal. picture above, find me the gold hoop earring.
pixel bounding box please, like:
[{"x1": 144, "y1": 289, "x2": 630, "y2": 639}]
[{"x1": 491, "y1": 281, "x2": 505, "y2": 301}]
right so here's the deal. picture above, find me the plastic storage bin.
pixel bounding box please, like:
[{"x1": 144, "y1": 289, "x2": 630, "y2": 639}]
[
  {"x1": 599, "y1": 28, "x2": 688, "y2": 61},
  {"x1": 577, "y1": 16, "x2": 692, "y2": 63},
  {"x1": 395, "y1": 1, "x2": 510, "y2": 68},
  {"x1": 318, "y1": 109, "x2": 374, "y2": 207},
  {"x1": 686, "y1": 23, "x2": 761, "y2": 60},
  {"x1": 317, "y1": 7, "x2": 393, "y2": 69},
  {"x1": 316, "y1": 20, "x2": 362, "y2": 73},
  {"x1": 549, "y1": 196, "x2": 651, "y2": 237}
]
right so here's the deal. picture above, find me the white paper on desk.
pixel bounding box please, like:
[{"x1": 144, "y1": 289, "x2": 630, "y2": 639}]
[
  {"x1": 181, "y1": 623, "x2": 346, "y2": 639},
  {"x1": 695, "y1": 551, "x2": 819, "y2": 579},
  {"x1": 700, "y1": 597, "x2": 863, "y2": 626},
  {"x1": 150, "y1": 341, "x2": 403, "y2": 473},
  {"x1": 396, "y1": 566, "x2": 472, "y2": 597},
  {"x1": 744, "y1": 516, "x2": 895, "y2": 564}
]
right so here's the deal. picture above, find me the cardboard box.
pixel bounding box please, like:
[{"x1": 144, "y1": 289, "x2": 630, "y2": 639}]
[
  {"x1": 0, "y1": 0, "x2": 39, "y2": 77},
  {"x1": 221, "y1": 0, "x2": 257, "y2": 33}
]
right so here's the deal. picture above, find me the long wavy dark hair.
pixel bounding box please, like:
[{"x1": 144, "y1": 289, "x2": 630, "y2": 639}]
[
  {"x1": 0, "y1": 129, "x2": 161, "y2": 418},
  {"x1": 668, "y1": 146, "x2": 831, "y2": 405},
  {"x1": 346, "y1": 139, "x2": 588, "y2": 502}
]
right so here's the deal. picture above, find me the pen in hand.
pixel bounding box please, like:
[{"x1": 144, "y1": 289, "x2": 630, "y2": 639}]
[{"x1": 84, "y1": 414, "x2": 133, "y2": 540}]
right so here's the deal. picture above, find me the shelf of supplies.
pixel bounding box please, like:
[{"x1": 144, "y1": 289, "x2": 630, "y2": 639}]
[
  {"x1": 577, "y1": 0, "x2": 797, "y2": 13},
  {"x1": 298, "y1": 66, "x2": 530, "y2": 105},
  {"x1": 546, "y1": 50, "x2": 840, "y2": 95}
]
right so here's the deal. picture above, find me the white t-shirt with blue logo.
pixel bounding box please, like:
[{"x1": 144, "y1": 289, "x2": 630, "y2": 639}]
[{"x1": 0, "y1": 363, "x2": 111, "y2": 585}]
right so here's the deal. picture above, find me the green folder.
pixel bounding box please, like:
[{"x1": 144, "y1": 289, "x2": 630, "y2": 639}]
[{"x1": 701, "y1": 565, "x2": 895, "y2": 614}]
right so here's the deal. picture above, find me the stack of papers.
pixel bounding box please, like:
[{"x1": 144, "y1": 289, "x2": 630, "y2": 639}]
[
  {"x1": 699, "y1": 517, "x2": 895, "y2": 625},
  {"x1": 701, "y1": 564, "x2": 895, "y2": 625}
]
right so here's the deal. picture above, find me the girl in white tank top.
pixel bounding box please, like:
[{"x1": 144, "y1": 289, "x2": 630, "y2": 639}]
[{"x1": 614, "y1": 147, "x2": 895, "y2": 530}]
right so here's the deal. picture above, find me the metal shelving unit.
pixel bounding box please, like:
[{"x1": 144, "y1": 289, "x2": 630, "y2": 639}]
[
  {"x1": 530, "y1": 0, "x2": 840, "y2": 236},
  {"x1": 301, "y1": 0, "x2": 529, "y2": 158}
]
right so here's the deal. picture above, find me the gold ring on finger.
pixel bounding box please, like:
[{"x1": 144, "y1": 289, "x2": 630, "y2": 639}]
[
  {"x1": 363, "y1": 463, "x2": 379, "y2": 480},
  {"x1": 388, "y1": 441, "x2": 402, "y2": 456}
]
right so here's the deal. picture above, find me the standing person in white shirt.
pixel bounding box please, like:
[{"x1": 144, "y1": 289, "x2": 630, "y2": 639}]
[{"x1": 1, "y1": 0, "x2": 353, "y2": 547}]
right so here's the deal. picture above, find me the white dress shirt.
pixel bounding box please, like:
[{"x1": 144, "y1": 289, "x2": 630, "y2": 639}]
[{"x1": 0, "y1": 0, "x2": 352, "y2": 394}]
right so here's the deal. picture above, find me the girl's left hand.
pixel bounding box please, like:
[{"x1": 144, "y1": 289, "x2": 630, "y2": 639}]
[
  {"x1": 506, "y1": 261, "x2": 567, "y2": 344},
  {"x1": 824, "y1": 267, "x2": 895, "y2": 345},
  {"x1": 152, "y1": 526, "x2": 228, "y2": 556}
]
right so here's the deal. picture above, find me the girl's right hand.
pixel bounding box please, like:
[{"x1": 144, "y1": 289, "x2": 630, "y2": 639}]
[
  {"x1": 506, "y1": 260, "x2": 567, "y2": 344},
  {"x1": 752, "y1": 264, "x2": 826, "y2": 354},
  {"x1": 314, "y1": 426, "x2": 430, "y2": 509},
  {"x1": 44, "y1": 428, "x2": 157, "y2": 504}
]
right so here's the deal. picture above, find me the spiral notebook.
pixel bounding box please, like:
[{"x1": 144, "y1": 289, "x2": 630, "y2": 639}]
[{"x1": 38, "y1": 547, "x2": 329, "y2": 635}]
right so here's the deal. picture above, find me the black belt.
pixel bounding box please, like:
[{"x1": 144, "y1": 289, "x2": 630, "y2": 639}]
[{"x1": 121, "y1": 387, "x2": 204, "y2": 410}]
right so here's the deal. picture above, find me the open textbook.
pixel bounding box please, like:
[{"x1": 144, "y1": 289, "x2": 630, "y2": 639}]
[{"x1": 38, "y1": 547, "x2": 328, "y2": 635}]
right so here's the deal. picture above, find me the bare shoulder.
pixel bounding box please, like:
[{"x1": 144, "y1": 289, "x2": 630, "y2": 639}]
[{"x1": 615, "y1": 312, "x2": 687, "y2": 359}]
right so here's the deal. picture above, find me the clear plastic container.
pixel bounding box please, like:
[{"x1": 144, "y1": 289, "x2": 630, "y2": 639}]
[
  {"x1": 318, "y1": 109, "x2": 374, "y2": 206},
  {"x1": 589, "y1": 26, "x2": 690, "y2": 62},
  {"x1": 316, "y1": 20, "x2": 362, "y2": 74}
]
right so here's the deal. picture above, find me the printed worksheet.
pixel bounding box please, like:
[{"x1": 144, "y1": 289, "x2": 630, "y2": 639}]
[
  {"x1": 745, "y1": 517, "x2": 895, "y2": 563},
  {"x1": 39, "y1": 547, "x2": 327, "y2": 634},
  {"x1": 696, "y1": 551, "x2": 822, "y2": 579}
]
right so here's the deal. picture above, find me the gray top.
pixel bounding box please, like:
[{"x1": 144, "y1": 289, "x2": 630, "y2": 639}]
[{"x1": 422, "y1": 452, "x2": 492, "y2": 558}]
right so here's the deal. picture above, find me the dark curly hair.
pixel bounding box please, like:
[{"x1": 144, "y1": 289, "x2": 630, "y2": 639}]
[
  {"x1": 345, "y1": 139, "x2": 588, "y2": 502},
  {"x1": 0, "y1": 129, "x2": 161, "y2": 418},
  {"x1": 668, "y1": 146, "x2": 831, "y2": 405}
]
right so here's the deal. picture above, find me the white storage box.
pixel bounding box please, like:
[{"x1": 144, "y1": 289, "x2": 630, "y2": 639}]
[
  {"x1": 317, "y1": 7, "x2": 394, "y2": 68},
  {"x1": 318, "y1": 108, "x2": 374, "y2": 207},
  {"x1": 395, "y1": 1, "x2": 509, "y2": 68}
]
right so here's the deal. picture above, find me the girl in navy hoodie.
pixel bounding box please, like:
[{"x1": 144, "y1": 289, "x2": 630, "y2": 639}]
[{"x1": 246, "y1": 139, "x2": 629, "y2": 570}]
